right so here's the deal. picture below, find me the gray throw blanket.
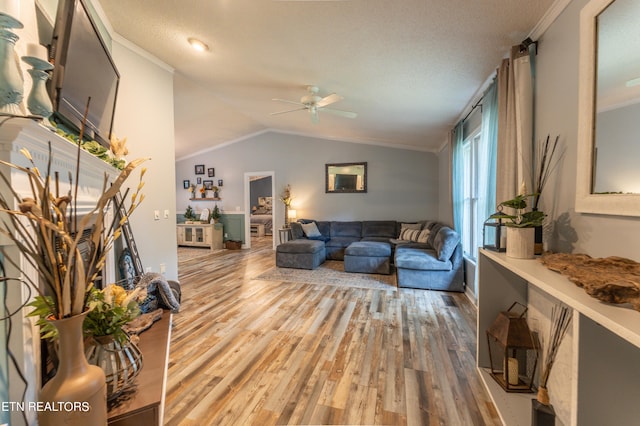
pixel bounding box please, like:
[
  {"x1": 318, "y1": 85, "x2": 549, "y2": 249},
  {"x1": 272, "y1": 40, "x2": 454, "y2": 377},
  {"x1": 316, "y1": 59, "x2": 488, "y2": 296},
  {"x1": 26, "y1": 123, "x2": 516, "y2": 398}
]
[{"x1": 137, "y1": 272, "x2": 181, "y2": 313}]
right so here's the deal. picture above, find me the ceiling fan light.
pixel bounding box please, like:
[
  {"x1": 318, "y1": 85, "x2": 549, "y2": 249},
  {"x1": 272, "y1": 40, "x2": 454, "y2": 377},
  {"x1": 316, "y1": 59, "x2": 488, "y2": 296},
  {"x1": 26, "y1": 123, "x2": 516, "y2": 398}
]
[{"x1": 188, "y1": 37, "x2": 209, "y2": 52}]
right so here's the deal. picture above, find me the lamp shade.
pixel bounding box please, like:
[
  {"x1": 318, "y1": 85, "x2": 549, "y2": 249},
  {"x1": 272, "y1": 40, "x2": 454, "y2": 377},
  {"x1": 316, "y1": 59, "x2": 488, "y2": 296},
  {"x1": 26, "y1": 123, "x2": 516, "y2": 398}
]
[{"x1": 288, "y1": 209, "x2": 297, "y2": 220}]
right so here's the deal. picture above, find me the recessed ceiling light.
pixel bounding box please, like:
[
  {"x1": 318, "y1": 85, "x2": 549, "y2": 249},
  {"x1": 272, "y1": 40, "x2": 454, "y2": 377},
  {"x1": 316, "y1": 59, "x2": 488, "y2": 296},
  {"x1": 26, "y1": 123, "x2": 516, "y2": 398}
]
[{"x1": 188, "y1": 37, "x2": 209, "y2": 52}]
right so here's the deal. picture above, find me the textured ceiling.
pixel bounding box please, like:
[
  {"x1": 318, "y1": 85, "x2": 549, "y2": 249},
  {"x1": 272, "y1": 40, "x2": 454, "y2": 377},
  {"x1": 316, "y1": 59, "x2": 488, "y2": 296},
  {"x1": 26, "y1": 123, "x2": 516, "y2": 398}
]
[{"x1": 99, "y1": 0, "x2": 555, "y2": 159}]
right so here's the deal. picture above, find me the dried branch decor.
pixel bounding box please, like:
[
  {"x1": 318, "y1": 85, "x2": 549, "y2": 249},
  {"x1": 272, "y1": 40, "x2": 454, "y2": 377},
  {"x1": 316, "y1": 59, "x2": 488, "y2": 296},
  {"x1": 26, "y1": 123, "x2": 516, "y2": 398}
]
[
  {"x1": 537, "y1": 304, "x2": 572, "y2": 405},
  {"x1": 0, "y1": 114, "x2": 148, "y2": 320}
]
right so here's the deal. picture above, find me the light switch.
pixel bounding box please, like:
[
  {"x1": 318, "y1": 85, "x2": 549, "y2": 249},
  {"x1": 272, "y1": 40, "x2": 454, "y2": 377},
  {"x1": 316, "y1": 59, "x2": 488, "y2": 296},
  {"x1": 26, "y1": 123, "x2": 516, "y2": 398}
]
[
  {"x1": 154, "y1": 210, "x2": 160, "y2": 220},
  {"x1": 164, "y1": 209, "x2": 170, "y2": 219}
]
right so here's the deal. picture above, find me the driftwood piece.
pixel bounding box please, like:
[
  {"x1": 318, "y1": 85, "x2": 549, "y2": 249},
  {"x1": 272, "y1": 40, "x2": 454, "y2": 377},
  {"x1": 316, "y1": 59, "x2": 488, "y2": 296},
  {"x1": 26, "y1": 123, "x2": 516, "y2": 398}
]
[
  {"x1": 539, "y1": 252, "x2": 640, "y2": 312},
  {"x1": 123, "y1": 308, "x2": 164, "y2": 338}
]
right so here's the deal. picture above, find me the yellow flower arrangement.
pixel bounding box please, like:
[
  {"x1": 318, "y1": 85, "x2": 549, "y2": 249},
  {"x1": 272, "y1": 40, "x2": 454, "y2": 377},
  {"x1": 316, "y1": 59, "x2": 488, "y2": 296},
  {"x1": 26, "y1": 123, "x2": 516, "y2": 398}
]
[{"x1": 83, "y1": 284, "x2": 145, "y2": 343}]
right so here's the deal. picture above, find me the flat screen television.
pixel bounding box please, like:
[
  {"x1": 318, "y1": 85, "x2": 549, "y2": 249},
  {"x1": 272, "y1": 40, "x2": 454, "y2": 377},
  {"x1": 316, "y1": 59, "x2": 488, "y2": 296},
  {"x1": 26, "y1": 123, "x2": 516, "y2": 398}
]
[{"x1": 48, "y1": 0, "x2": 119, "y2": 147}]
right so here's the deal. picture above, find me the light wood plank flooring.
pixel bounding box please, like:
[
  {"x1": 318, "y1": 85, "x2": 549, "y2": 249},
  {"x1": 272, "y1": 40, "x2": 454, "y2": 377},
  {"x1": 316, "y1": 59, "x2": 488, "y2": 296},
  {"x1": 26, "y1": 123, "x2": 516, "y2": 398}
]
[{"x1": 165, "y1": 237, "x2": 500, "y2": 425}]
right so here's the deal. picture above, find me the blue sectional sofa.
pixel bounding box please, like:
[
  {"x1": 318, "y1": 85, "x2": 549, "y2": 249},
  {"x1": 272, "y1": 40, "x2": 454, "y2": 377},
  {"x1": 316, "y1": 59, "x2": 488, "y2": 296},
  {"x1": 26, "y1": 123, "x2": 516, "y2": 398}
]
[{"x1": 275, "y1": 219, "x2": 465, "y2": 292}]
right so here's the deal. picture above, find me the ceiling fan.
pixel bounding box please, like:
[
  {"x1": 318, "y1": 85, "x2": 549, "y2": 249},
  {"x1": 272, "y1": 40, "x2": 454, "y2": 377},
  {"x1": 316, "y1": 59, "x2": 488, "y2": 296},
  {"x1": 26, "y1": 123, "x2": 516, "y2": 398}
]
[{"x1": 271, "y1": 86, "x2": 358, "y2": 123}]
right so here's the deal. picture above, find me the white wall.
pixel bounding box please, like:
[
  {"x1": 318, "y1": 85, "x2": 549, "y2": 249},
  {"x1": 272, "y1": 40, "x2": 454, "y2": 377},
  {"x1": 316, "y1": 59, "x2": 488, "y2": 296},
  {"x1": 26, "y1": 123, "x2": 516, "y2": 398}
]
[
  {"x1": 111, "y1": 40, "x2": 178, "y2": 280},
  {"x1": 176, "y1": 132, "x2": 439, "y2": 229}
]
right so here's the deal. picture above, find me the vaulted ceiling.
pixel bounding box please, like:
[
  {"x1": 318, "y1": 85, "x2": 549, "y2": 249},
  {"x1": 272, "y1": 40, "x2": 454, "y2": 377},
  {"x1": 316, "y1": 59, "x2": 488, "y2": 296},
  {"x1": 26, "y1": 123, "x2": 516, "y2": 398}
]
[{"x1": 99, "y1": 0, "x2": 556, "y2": 159}]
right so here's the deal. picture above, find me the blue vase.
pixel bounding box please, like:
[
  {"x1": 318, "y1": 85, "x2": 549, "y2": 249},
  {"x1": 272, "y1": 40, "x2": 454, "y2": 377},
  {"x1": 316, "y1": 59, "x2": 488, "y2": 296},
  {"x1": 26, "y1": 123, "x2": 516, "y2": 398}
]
[
  {"x1": 0, "y1": 29, "x2": 24, "y2": 114},
  {"x1": 27, "y1": 68, "x2": 53, "y2": 117}
]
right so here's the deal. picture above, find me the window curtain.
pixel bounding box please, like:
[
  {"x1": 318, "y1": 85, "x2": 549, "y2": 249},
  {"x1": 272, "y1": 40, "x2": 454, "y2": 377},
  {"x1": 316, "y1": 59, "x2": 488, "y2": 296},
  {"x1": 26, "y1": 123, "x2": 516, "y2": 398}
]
[
  {"x1": 478, "y1": 79, "x2": 498, "y2": 226},
  {"x1": 451, "y1": 121, "x2": 465, "y2": 234},
  {"x1": 496, "y1": 45, "x2": 535, "y2": 203}
]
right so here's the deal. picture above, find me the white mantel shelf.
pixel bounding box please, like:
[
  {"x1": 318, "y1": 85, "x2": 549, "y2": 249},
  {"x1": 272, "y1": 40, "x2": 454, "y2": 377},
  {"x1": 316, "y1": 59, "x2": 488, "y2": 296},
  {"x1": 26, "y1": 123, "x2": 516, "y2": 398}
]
[{"x1": 477, "y1": 249, "x2": 640, "y2": 426}]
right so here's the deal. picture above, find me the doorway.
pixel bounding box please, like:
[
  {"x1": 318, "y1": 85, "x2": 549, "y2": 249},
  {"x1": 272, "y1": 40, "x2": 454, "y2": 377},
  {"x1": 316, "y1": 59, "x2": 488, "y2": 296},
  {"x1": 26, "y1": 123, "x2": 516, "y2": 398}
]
[{"x1": 244, "y1": 171, "x2": 276, "y2": 250}]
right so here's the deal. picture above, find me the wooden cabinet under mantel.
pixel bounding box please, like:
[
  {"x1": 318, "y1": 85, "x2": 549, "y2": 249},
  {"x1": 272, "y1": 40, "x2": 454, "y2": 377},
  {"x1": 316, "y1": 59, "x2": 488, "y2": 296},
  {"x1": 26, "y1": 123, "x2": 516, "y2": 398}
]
[
  {"x1": 177, "y1": 223, "x2": 223, "y2": 250},
  {"x1": 477, "y1": 249, "x2": 640, "y2": 426}
]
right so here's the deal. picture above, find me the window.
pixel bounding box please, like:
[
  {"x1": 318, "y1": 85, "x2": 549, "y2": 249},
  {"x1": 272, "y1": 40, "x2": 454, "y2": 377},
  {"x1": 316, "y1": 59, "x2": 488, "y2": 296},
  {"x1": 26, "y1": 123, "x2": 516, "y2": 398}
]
[{"x1": 462, "y1": 129, "x2": 482, "y2": 260}]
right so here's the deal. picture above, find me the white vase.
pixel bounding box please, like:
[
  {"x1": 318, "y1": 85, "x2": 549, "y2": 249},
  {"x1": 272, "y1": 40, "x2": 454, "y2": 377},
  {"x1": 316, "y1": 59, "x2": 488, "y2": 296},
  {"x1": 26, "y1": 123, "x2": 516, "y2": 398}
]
[{"x1": 506, "y1": 227, "x2": 535, "y2": 259}]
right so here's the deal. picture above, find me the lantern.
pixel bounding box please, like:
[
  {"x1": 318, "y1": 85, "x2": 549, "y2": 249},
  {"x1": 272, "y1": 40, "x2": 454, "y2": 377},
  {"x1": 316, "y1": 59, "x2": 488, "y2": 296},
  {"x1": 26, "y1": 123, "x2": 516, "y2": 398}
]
[
  {"x1": 483, "y1": 210, "x2": 506, "y2": 252},
  {"x1": 486, "y1": 302, "x2": 538, "y2": 393}
]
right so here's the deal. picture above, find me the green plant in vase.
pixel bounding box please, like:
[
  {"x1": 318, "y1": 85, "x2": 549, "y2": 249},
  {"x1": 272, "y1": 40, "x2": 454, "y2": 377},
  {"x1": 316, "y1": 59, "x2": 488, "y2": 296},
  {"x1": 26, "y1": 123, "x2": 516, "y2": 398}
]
[
  {"x1": 491, "y1": 193, "x2": 545, "y2": 228},
  {"x1": 184, "y1": 205, "x2": 196, "y2": 221},
  {"x1": 491, "y1": 193, "x2": 545, "y2": 259},
  {"x1": 210, "y1": 204, "x2": 221, "y2": 223}
]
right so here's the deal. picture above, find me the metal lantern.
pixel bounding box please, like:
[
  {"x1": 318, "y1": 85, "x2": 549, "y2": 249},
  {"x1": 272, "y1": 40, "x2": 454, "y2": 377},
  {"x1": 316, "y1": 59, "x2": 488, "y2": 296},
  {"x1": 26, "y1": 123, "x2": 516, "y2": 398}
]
[
  {"x1": 483, "y1": 210, "x2": 506, "y2": 252},
  {"x1": 486, "y1": 302, "x2": 538, "y2": 393}
]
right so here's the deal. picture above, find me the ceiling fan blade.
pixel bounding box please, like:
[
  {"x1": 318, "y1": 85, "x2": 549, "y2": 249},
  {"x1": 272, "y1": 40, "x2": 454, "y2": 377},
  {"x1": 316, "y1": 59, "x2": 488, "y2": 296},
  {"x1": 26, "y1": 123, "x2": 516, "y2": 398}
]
[
  {"x1": 316, "y1": 93, "x2": 343, "y2": 108},
  {"x1": 270, "y1": 107, "x2": 307, "y2": 115},
  {"x1": 321, "y1": 107, "x2": 358, "y2": 118},
  {"x1": 272, "y1": 98, "x2": 304, "y2": 106}
]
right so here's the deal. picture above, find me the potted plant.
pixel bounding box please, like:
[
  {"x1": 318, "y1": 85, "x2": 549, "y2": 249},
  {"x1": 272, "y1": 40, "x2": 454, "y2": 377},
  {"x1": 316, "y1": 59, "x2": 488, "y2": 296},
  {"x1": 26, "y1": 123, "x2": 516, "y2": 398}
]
[
  {"x1": 82, "y1": 284, "x2": 145, "y2": 399},
  {"x1": 212, "y1": 186, "x2": 220, "y2": 198},
  {"x1": 490, "y1": 193, "x2": 545, "y2": 259},
  {"x1": 184, "y1": 205, "x2": 196, "y2": 222},
  {"x1": 210, "y1": 205, "x2": 221, "y2": 223}
]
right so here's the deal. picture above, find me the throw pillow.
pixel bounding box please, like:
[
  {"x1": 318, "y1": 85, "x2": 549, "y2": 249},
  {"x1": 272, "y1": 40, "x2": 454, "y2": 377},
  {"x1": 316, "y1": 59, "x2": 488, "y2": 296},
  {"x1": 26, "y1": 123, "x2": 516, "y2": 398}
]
[
  {"x1": 398, "y1": 223, "x2": 422, "y2": 241},
  {"x1": 399, "y1": 228, "x2": 421, "y2": 242},
  {"x1": 417, "y1": 228, "x2": 430, "y2": 243},
  {"x1": 301, "y1": 222, "x2": 322, "y2": 238}
]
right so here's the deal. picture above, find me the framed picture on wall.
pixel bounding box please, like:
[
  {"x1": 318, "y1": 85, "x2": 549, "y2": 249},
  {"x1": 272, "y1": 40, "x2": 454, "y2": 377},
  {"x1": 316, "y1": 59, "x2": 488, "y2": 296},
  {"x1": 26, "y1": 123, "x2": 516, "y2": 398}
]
[
  {"x1": 197, "y1": 177, "x2": 202, "y2": 184},
  {"x1": 195, "y1": 164, "x2": 205, "y2": 175},
  {"x1": 208, "y1": 168, "x2": 215, "y2": 177},
  {"x1": 183, "y1": 180, "x2": 190, "y2": 189},
  {"x1": 203, "y1": 180, "x2": 214, "y2": 190},
  {"x1": 217, "y1": 179, "x2": 223, "y2": 187}
]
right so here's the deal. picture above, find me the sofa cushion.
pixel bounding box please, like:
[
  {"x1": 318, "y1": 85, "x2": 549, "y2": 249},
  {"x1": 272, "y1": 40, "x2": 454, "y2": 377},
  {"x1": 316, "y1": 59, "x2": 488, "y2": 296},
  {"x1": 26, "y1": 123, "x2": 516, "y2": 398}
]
[
  {"x1": 290, "y1": 222, "x2": 305, "y2": 239},
  {"x1": 362, "y1": 221, "x2": 397, "y2": 239},
  {"x1": 326, "y1": 236, "x2": 361, "y2": 248},
  {"x1": 276, "y1": 239, "x2": 325, "y2": 254},
  {"x1": 330, "y1": 221, "x2": 362, "y2": 238},
  {"x1": 345, "y1": 241, "x2": 391, "y2": 257},
  {"x1": 395, "y1": 248, "x2": 452, "y2": 271},
  {"x1": 427, "y1": 222, "x2": 444, "y2": 247},
  {"x1": 432, "y1": 227, "x2": 461, "y2": 261}
]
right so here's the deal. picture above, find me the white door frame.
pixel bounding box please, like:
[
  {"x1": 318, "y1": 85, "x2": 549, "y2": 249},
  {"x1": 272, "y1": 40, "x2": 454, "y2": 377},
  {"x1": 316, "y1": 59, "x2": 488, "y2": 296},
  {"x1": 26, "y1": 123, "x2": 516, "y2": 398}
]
[{"x1": 243, "y1": 171, "x2": 276, "y2": 250}]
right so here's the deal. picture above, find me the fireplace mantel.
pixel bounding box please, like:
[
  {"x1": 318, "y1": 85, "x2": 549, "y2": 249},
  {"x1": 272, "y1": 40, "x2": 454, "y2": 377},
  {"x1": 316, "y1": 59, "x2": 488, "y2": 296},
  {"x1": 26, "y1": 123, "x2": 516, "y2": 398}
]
[
  {"x1": 0, "y1": 117, "x2": 117, "y2": 216},
  {"x1": 0, "y1": 117, "x2": 120, "y2": 425}
]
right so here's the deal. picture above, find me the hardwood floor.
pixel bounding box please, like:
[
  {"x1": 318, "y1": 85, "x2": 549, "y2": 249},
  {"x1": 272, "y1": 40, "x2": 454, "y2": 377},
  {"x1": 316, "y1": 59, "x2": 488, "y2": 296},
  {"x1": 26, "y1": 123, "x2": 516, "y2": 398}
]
[{"x1": 165, "y1": 237, "x2": 500, "y2": 425}]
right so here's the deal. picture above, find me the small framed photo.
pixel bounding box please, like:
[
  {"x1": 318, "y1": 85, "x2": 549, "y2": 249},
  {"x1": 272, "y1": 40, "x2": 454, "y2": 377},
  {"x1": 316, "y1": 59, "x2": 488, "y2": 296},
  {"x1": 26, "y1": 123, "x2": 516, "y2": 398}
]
[
  {"x1": 197, "y1": 177, "x2": 202, "y2": 184},
  {"x1": 195, "y1": 164, "x2": 205, "y2": 175},
  {"x1": 203, "y1": 180, "x2": 214, "y2": 190},
  {"x1": 183, "y1": 180, "x2": 190, "y2": 189},
  {"x1": 208, "y1": 168, "x2": 215, "y2": 177},
  {"x1": 217, "y1": 179, "x2": 223, "y2": 187}
]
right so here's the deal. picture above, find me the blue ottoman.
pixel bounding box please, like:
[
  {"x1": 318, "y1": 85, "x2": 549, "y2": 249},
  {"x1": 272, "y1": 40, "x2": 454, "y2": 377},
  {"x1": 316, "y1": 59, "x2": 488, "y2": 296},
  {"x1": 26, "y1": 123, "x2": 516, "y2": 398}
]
[
  {"x1": 276, "y1": 239, "x2": 326, "y2": 270},
  {"x1": 344, "y1": 241, "x2": 391, "y2": 274}
]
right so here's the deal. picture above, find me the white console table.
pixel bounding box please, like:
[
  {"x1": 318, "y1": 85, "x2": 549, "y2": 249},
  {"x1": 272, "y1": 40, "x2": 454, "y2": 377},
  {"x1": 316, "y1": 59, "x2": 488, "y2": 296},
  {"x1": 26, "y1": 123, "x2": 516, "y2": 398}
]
[
  {"x1": 176, "y1": 223, "x2": 222, "y2": 250},
  {"x1": 477, "y1": 249, "x2": 640, "y2": 426}
]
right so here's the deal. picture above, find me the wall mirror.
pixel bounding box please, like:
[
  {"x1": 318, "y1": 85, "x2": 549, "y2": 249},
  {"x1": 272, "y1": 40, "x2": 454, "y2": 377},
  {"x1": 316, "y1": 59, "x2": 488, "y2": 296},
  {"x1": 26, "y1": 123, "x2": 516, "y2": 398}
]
[
  {"x1": 325, "y1": 162, "x2": 367, "y2": 193},
  {"x1": 576, "y1": 0, "x2": 640, "y2": 216}
]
